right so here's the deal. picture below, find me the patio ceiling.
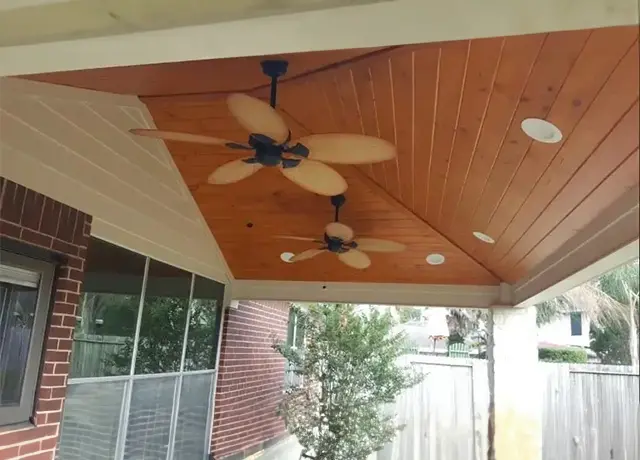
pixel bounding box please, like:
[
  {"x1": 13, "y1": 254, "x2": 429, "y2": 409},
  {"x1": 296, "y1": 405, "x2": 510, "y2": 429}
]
[{"x1": 18, "y1": 26, "x2": 640, "y2": 293}]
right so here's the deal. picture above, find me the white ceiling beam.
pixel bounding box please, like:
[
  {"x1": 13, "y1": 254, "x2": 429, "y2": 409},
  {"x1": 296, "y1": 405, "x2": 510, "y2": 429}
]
[
  {"x1": 514, "y1": 186, "x2": 640, "y2": 306},
  {"x1": 0, "y1": 0, "x2": 637, "y2": 76},
  {"x1": 231, "y1": 280, "x2": 507, "y2": 308}
]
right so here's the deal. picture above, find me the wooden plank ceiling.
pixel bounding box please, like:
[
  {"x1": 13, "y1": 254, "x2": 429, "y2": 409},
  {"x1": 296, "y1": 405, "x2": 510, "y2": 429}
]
[{"x1": 25, "y1": 26, "x2": 639, "y2": 285}]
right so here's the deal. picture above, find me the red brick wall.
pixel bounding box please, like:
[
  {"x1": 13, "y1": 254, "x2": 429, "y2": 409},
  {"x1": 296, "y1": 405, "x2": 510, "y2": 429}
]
[
  {"x1": 0, "y1": 178, "x2": 91, "y2": 460},
  {"x1": 211, "y1": 300, "x2": 290, "y2": 459}
]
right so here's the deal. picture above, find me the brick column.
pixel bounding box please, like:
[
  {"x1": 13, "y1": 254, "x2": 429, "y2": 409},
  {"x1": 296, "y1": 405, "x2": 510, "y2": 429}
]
[
  {"x1": 488, "y1": 306, "x2": 542, "y2": 460},
  {"x1": 0, "y1": 179, "x2": 91, "y2": 460},
  {"x1": 211, "y1": 300, "x2": 290, "y2": 460}
]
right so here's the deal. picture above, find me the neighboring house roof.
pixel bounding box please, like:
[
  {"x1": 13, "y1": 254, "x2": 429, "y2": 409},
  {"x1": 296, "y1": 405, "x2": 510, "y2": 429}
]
[{"x1": 394, "y1": 324, "x2": 449, "y2": 352}]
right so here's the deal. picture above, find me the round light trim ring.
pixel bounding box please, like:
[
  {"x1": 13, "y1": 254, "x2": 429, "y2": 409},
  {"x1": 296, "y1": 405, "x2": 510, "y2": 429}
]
[
  {"x1": 280, "y1": 252, "x2": 295, "y2": 263},
  {"x1": 426, "y1": 254, "x2": 446, "y2": 265},
  {"x1": 521, "y1": 118, "x2": 562, "y2": 144},
  {"x1": 473, "y1": 231, "x2": 495, "y2": 244}
]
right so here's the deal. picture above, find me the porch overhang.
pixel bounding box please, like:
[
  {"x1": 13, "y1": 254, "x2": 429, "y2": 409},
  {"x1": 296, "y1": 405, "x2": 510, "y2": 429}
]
[{"x1": 1, "y1": 6, "x2": 638, "y2": 308}]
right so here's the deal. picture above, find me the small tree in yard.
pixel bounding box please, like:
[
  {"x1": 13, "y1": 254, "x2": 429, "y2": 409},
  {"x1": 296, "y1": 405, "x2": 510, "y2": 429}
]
[{"x1": 274, "y1": 303, "x2": 423, "y2": 460}]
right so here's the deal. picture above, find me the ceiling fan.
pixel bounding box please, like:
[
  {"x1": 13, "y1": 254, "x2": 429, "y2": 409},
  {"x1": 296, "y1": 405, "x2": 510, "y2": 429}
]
[
  {"x1": 130, "y1": 60, "x2": 397, "y2": 197},
  {"x1": 276, "y1": 194, "x2": 406, "y2": 269}
]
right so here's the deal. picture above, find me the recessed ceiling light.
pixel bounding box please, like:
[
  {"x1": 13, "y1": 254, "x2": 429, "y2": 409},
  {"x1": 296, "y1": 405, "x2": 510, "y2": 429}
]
[
  {"x1": 521, "y1": 118, "x2": 562, "y2": 144},
  {"x1": 280, "y1": 252, "x2": 295, "y2": 263},
  {"x1": 473, "y1": 231, "x2": 495, "y2": 244},
  {"x1": 426, "y1": 254, "x2": 445, "y2": 265}
]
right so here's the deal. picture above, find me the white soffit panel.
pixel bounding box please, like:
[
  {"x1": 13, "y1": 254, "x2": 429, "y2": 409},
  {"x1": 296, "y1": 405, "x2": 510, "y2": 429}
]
[
  {"x1": 0, "y1": 77, "x2": 232, "y2": 283},
  {"x1": 514, "y1": 186, "x2": 640, "y2": 306},
  {"x1": 0, "y1": 0, "x2": 637, "y2": 76}
]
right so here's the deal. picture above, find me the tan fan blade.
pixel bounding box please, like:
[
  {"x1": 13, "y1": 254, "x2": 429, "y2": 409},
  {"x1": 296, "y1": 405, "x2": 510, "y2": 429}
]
[
  {"x1": 227, "y1": 93, "x2": 289, "y2": 144},
  {"x1": 281, "y1": 160, "x2": 347, "y2": 196},
  {"x1": 130, "y1": 129, "x2": 236, "y2": 146},
  {"x1": 275, "y1": 236, "x2": 321, "y2": 242},
  {"x1": 292, "y1": 133, "x2": 396, "y2": 164},
  {"x1": 207, "y1": 158, "x2": 262, "y2": 185},
  {"x1": 325, "y1": 222, "x2": 354, "y2": 242},
  {"x1": 355, "y1": 238, "x2": 406, "y2": 253},
  {"x1": 338, "y1": 250, "x2": 371, "y2": 269},
  {"x1": 290, "y1": 248, "x2": 327, "y2": 262}
]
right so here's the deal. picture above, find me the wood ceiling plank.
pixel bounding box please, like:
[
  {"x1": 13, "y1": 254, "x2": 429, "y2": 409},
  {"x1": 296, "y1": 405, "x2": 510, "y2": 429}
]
[
  {"x1": 25, "y1": 47, "x2": 385, "y2": 96},
  {"x1": 448, "y1": 34, "x2": 545, "y2": 234},
  {"x1": 412, "y1": 46, "x2": 440, "y2": 219},
  {"x1": 425, "y1": 40, "x2": 469, "y2": 224},
  {"x1": 438, "y1": 37, "x2": 504, "y2": 230},
  {"x1": 369, "y1": 56, "x2": 402, "y2": 200},
  {"x1": 390, "y1": 51, "x2": 415, "y2": 208},
  {"x1": 482, "y1": 27, "x2": 639, "y2": 252},
  {"x1": 350, "y1": 63, "x2": 387, "y2": 184},
  {"x1": 488, "y1": 41, "x2": 640, "y2": 264},
  {"x1": 512, "y1": 149, "x2": 639, "y2": 279},
  {"x1": 464, "y1": 29, "x2": 591, "y2": 255},
  {"x1": 497, "y1": 100, "x2": 639, "y2": 278}
]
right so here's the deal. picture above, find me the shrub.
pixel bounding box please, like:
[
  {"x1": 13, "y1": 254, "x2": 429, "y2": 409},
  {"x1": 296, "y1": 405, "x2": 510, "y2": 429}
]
[{"x1": 538, "y1": 347, "x2": 587, "y2": 363}]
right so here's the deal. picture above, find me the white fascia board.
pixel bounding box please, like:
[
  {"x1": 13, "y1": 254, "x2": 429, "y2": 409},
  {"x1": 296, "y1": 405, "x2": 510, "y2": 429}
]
[
  {"x1": 0, "y1": 0, "x2": 637, "y2": 76},
  {"x1": 230, "y1": 280, "x2": 505, "y2": 308}
]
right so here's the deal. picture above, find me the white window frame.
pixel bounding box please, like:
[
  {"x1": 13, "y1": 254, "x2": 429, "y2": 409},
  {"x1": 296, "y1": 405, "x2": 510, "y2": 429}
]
[{"x1": 0, "y1": 250, "x2": 55, "y2": 427}]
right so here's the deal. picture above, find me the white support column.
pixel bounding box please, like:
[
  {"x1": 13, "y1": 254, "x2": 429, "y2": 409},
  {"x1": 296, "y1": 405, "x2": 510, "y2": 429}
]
[{"x1": 488, "y1": 306, "x2": 541, "y2": 460}]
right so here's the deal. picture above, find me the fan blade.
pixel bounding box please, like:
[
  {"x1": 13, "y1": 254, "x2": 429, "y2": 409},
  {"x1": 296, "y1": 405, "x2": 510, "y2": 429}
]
[
  {"x1": 292, "y1": 133, "x2": 396, "y2": 164},
  {"x1": 275, "y1": 236, "x2": 322, "y2": 243},
  {"x1": 130, "y1": 129, "x2": 245, "y2": 147},
  {"x1": 227, "y1": 93, "x2": 289, "y2": 144},
  {"x1": 338, "y1": 250, "x2": 371, "y2": 269},
  {"x1": 207, "y1": 158, "x2": 262, "y2": 185},
  {"x1": 354, "y1": 238, "x2": 406, "y2": 253},
  {"x1": 325, "y1": 222, "x2": 354, "y2": 242},
  {"x1": 281, "y1": 160, "x2": 347, "y2": 196},
  {"x1": 290, "y1": 248, "x2": 326, "y2": 262}
]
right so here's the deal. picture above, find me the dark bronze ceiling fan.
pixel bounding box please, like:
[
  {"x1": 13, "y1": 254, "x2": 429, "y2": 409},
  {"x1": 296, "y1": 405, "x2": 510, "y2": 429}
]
[
  {"x1": 130, "y1": 60, "x2": 397, "y2": 196},
  {"x1": 276, "y1": 194, "x2": 406, "y2": 269}
]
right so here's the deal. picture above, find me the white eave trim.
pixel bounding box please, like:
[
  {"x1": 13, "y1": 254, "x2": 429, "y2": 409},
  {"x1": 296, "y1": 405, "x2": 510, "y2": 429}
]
[
  {"x1": 231, "y1": 280, "x2": 506, "y2": 308},
  {"x1": 1, "y1": 0, "x2": 637, "y2": 76}
]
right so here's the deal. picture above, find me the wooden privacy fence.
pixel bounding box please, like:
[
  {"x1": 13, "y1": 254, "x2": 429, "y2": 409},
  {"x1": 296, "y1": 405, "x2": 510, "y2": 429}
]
[
  {"x1": 275, "y1": 356, "x2": 638, "y2": 460},
  {"x1": 541, "y1": 363, "x2": 639, "y2": 460},
  {"x1": 371, "y1": 357, "x2": 638, "y2": 460},
  {"x1": 70, "y1": 334, "x2": 127, "y2": 378}
]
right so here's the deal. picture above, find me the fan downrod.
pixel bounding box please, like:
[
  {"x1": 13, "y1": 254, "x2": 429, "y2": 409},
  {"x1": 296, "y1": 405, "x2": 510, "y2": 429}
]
[{"x1": 261, "y1": 60, "x2": 289, "y2": 108}]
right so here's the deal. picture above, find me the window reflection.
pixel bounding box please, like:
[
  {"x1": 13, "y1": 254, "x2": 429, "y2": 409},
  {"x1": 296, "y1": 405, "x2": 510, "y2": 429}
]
[
  {"x1": 0, "y1": 283, "x2": 38, "y2": 406},
  {"x1": 71, "y1": 238, "x2": 145, "y2": 378},
  {"x1": 134, "y1": 260, "x2": 191, "y2": 375},
  {"x1": 184, "y1": 276, "x2": 224, "y2": 371}
]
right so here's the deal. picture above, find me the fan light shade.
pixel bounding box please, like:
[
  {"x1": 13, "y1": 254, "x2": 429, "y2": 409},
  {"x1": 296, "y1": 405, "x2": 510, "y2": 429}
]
[
  {"x1": 227, "y1": 93, "x2": 289, "y2": 144},
  {"x1": 294, "y1": 133, "x2": 396, "y2": 164}
]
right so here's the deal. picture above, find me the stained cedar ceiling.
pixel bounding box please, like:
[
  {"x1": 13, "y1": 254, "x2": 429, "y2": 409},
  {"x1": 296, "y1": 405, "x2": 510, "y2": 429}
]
[{"x1": 25, "y1": 26, "x2": 640, "y2": 284}]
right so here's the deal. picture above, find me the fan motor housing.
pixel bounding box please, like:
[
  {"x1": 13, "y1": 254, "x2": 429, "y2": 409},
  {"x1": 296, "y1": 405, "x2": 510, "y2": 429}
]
[
  {"x1": 254, "y1": 142, "x2": 283, "y2": 166},
  {"x1": 325, "y1": 235, "x2": 355, "y2": 253}
]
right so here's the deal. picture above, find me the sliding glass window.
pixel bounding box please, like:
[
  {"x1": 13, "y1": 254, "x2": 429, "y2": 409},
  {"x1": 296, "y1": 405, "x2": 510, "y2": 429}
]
[{"x1": 59, "y1": 237, "x2": 225, "y2": 460}]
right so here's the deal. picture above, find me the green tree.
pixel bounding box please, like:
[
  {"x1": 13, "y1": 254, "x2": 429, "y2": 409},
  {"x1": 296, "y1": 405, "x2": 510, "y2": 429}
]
[
  {"x1": 274, "y1": 303, "x2": 423, "y2": 460},
  {"x1": 536, "y1": 260, "x2": 639, "y2": 366},
  {"x1": 105, "y1": 297, "x2": 218, "y2": 374},
  {"x1": 397, "y1": 307, "x2": 422, "y2": 323}
]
